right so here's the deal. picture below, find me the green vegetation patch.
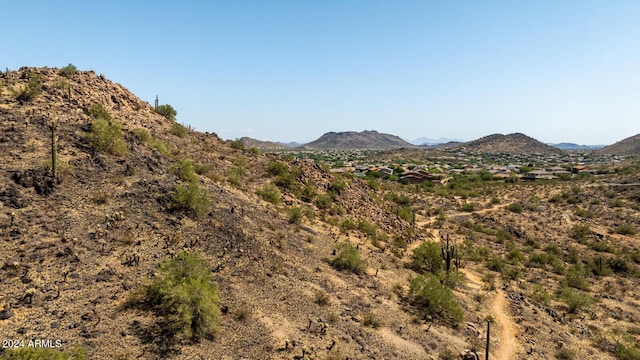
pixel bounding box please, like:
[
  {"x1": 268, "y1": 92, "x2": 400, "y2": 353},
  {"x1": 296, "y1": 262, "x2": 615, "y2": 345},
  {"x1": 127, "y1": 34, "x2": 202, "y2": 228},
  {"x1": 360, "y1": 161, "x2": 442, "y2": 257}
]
[
  {"x1": 132, "y1": 251, "x2": 221, "y2": 341},
  {"x1": 408, "y1": 274, "x2": 463, "y2": 323},
  {"x1": 331, "y1": 242, "x2": 367, "y2": 274}
]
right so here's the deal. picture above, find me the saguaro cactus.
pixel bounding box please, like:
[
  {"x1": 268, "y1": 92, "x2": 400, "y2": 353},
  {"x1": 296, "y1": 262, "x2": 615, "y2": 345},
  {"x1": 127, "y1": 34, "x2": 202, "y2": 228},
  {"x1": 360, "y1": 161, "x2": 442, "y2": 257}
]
[
  {"x1": 49, "y1": 120, "x2": 58, "y2": 180},
  {"x1": 441, "y1": 234, "x2": 459, "y2": 272}
]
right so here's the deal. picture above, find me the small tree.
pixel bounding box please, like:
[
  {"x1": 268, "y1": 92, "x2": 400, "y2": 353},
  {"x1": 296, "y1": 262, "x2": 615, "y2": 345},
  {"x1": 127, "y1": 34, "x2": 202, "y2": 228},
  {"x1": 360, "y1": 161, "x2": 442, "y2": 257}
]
[
  {"x1": 58, "y1": 63, "x2": 78, "y2": 78},
  {"x1": 139, "y1": 251, "x2": 221, "y2": 340},
  {"x1": 331, "y1": 243, "x2": 367, "y2": 274},
  {"x1": 156, "y1": 104, "x2": 177, "y2": 121},
  {"x1": 411, "y1": 241, "x2": 443, "y2": 274},
  {"x1": 408, "y1": 274, "x2": 463, "y2": 323}
]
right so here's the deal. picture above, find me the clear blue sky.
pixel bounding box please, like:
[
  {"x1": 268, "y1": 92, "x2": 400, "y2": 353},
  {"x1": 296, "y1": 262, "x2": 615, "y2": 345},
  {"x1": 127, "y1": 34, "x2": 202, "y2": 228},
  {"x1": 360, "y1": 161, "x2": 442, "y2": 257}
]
[{"x1": 3, "y1": 1, "x2": 639, "y2": 145}]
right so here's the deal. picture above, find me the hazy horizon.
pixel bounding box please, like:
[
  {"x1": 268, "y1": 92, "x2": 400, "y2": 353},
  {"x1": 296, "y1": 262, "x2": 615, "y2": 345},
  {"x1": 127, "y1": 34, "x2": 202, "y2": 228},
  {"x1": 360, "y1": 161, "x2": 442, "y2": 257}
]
[{"x1": 3, "y1": 1, "x2": 639, "y2": 145}]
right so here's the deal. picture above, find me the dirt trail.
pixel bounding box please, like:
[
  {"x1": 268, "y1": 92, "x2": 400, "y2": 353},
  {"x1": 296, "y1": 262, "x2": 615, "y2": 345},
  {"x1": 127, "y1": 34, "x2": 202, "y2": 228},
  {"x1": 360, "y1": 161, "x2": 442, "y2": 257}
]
[
  {"x1": 464, "y1": 270, "x2": 518, "y2": 360},
  {"x1": 491, "y1": 288, "x2": 517, "y2": 360}
]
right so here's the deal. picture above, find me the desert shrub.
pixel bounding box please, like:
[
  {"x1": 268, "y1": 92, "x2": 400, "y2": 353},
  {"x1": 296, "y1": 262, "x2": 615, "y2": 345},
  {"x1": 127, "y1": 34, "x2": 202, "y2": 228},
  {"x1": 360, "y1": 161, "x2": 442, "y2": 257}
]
[
  {"x1": 331, "y1": 243, "x2": 367, "y2": 274},
  {"x1": 608, "y1": 256, "x2": 630, "y2": 274},
  {"x1": 257, "y1": 183, "x2": 281, "y2": 204},
  {"x1": 507, "y1": 202, "x2": 524, "y2": 213},
  {"x1": 287, "y1": 206, "x2": 304, "y2": 224},
  {"x1": 226, "y1": 165, "x2": 245, "y2": 187},
  {"x1": 340, "y1": 217, "x2": 357, "y2": 231},
  {"x1": 574, "y1": 207, "x2": 594, "y2": 218},
  {"x1": 357, "y1": 219, "x2": 377, "y2": 237},
  {"x1": 362, "y1": 311, "x2": 382, "y2": 328},
  {"x1": 496, "y1": 229, "x2": 512, "y2": 243},
  {"x1": 139, "y1": 251, "x2": 220, "y2": 340},
  {"x1": 616, "y1": 224, "x2": 637, "y2": 236},
  {"x1": 274, "y1": 171, "x2": 298, "y2": 191},
  {"x1": 558, "y1": 287, "x2": 593, "y2": 313},
  {"x1": 170, "y1": 123, "x2": 188, "y2": 138},
  {"x1": 172, "y1": 182, "x2": 210, "y2": 216},
  {"x1": 58, "y1": 63, "x2": 77, "y2": 77},
  {"x1": 565, "y1": 265, "x2": 589, "y2": 290},
  {"x1": 85, "y1": 118, "x2": 128, "y2": 155},
  {"x1": 486, "y1": 255, "x2": 506, "y2": 273},
  {"x1": 316, "y1": 193, "x2": 333, "y2": 209},
  {"x1": 555, "y1": 347, "x2": 576, "y2": 360},
  {"x1": 586, "y1": 255, "x2": 612, "y2": 276},
  {"x1": 301, "y1": 180, "x2": 317, "y2": 202},
  {"x1": 530, "y1": 284, "x2": 551, "y2": 306},
  {"x1": 397, "y1": 206, "x2": 414, "y2": 223},
  {"x1": 411, "y1": 241, "x2": 443, "y2": 274},
  {"x1": 328, "y1": 179, "x2": 347, "y2": 194},
  {"x1": 230, "y1": 138, "x2": 245, "y2": 150},
  {"x1": 616, "y1": 345, "x2": 640, "y2": 360},
  {"x1": 132, "y1": 127, "x2": 151, "y2": 142},
  {"x1": 1, "y1": 346, "x2": 87, "y2": 360},
  {"x1": 267, "y1": 160, "x2": 288, "y2": 176},
  {"x1": 87, "y1": 103, "x2": 111, "y2": 120},
  {"x1": 408, "y1": 274, "x2": 463, "y2": 323},
  {"x1": 170, "y1": 159, "x2": 198, "y2": 183},
  {"x1": 314, "y1": 290, "x2": 330, "y2": 306},
  {"x1": 156, "y1": 104, "x2": 177, "y2": 121},
  {"x1": 460, "y1": 202, "x2": 476, "y2": 212},
  {"x1": 571, "y1": 224, "x2": 591, "y2": 242},
  {"x1": 13, "y1": 72, "x2": 42, "y2": 103},
  {"x1": 149, "y1": 138, "x2": 170, "y2": 156}
]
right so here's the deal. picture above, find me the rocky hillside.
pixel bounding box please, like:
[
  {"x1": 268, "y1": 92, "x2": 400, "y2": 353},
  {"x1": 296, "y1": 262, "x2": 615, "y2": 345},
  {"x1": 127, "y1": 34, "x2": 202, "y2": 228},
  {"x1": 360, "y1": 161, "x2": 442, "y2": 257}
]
[
  {"x1": 303, "y1": 130, "x2": 414, "y2": 150},
  {"x1": 458, "y1": 133, "x2": 563, "y2": 155},
  {"x1": 238, "y1": 136, "x2": 292, "y2": 150},
  {"x1": 0, "y1": 67, "x2": 450, "y2": 360},
  {"x1": 595, "y1": 134, "x2": 640, "y2": 157}
]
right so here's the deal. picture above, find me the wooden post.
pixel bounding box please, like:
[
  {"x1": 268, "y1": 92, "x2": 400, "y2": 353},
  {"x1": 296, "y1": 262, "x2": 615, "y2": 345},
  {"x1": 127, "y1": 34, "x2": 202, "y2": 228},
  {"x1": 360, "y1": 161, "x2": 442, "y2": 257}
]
[{"x1": 485, "y1": 319, "x2": 490, "y2": 360}]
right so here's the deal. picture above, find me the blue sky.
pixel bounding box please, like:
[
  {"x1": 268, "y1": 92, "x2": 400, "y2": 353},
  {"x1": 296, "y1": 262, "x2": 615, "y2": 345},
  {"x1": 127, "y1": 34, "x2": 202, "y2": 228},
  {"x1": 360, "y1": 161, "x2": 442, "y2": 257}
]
[{"x1": 3, "y1": 1, "x2": 639, "y2": 144}]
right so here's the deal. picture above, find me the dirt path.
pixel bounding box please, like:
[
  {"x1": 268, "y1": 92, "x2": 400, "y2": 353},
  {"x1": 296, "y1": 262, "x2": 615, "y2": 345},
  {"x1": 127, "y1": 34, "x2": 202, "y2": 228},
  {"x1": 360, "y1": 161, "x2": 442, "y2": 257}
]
[
  {"x1": 463, "y1": 270, "x2": 518, "y2": 360},
  {"x1": 491, "y1": 288, "x2": 517, "y2": 360}
]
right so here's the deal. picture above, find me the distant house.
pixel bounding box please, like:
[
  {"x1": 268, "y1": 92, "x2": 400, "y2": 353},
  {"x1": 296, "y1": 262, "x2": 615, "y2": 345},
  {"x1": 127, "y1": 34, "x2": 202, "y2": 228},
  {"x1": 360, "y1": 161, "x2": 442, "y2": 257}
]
[
  {"x1": 572, "y1": 165, "x2": 598, "y2": 174},
  {"x1": 525, "y1": 170, "x2": 556, "y2": 180},
  {"x1": 378, "y1": 167, "x2": 394, "y2": 176},
  {"x1": 400, "y1": 169, "x2": 446, "y2": 184}
]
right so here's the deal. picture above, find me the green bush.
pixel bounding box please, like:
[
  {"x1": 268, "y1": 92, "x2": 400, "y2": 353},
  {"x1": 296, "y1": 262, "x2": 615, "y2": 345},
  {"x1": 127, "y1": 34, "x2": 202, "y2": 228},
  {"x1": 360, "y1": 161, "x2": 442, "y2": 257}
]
[
  {"x1": 408, "y1": 274, "x2": 463, "y2": 323},
  {"x1": 411, "y1": 241, "x2": 443, "y2": 274},
  {"x1": 257, "y1": 183, "x2": 281, "y2": 204},
  {"x1": 331, "y1": 243, "x2": 367, "y2": 274},
  {"x1": 85, "y1": 118, "x2": 128, "y2": 155},
  {"x1": 170, "y1": 158, "x2": 198, "y2": 183},
  {"x1": 156, "y1": 104, "x2": 177, "y2": 121},
  {"x1": 1, "y1": 346, "x2": 87, "y2": 360},
  {"x1": 565, "y1": 265, "x2": 589, "y2": 290},
  {"x1": 571, "y1": 224, "x2": 591, "y2": 242},
  {"x1": 301, "y1": 180, "x2": 317, "y2": 202},
  {"x1": 357, "y1": 219, "x2": 377, "y2": 237},
  {"x1": 316, "y1": 193, "x2": 333, "y2": 209},
  {"x1": 460, "y1": 202, "x2": 476, "y2": 212},
  {"x1": 12, "y1": 72, "x2": 42, "y2": 103},
  {"x1": 226, "y1": 165, "x2": 245, "y2": 187},
  {"x1": 170, "y1": 123, "x2": 188, "y2": 138},
  {"x1": 58, "y1": 63, "x2": 78, "y2": 78},
  {"x1": 230, "y1": 138, "x2": 245, "y2": 150},
  {"x1": 616, "y1": 345, "x2": 640, "y2": 360},
  {"x1": 132, "y1": 127, "x2": 151, "y2": 142},
  {"x1": 172, "y1": 182, "x2": 210, "y2": 216},
  {"x1": 558, "y1": 287, "x2": 593, "y2": 313},
  {"x1": 148, "y1": 138, "x2": 170, "y2": 156},
  {"x1": 507, "y1": 202, "x2": 524, "y2": 213},
  {"x1": 616, "y1": 224, "x2": 637, "y2": 236},
  {"x1": 87, "y1": 103, "x2": 111, "y2": 120},
  {"x1": 139, "y1": 251, "x2": 220, "y2": 340},
  {"x1": 267, "y1": 160, "x2": 288, "y2": 176}
]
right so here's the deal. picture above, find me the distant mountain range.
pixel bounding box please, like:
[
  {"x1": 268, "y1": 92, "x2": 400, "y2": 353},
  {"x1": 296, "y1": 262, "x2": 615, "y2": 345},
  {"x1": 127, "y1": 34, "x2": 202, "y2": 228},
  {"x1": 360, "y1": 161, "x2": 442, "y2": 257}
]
[
  {"x1": 547, "y1": 143, "x2": 605, "y2": 150},
  {"x1": 406, "y1": 137, "x2": 464, "y2": 146},
  {"x1": 238, "y1": 131, "x2": 640, "y2": 157}
]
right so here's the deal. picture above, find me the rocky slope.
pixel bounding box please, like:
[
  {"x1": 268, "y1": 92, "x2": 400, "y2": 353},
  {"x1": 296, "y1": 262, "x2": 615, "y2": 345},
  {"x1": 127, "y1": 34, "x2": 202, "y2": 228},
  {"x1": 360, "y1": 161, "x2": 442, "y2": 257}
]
[
  {"x1": 595, "y1": 134, "x2": 640, "y2": 157},
  {"x1": 457, "y1": 133, "x2": 563, "y2": 155}
]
